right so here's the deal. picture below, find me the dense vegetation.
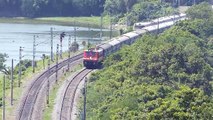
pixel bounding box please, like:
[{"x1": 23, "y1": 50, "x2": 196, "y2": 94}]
[
  {"x1": 0, "y1": 0, "x2": 207, "y2": 21},
  {"x1": 0, "y1": 53, "x2": 9, "y2": 75},
  {"x1": 86, "y1": 2, "x2": 213, "y2": 119}
]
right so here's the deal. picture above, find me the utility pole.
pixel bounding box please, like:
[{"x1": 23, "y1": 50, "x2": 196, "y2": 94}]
[
  {"x1": 2, "y1": 75, "x2": 5, "y2": 120},
  {"x1": 50, "y1": 27, "x2": 54, "y2": 62},
  {"x1": 88, "y1": 24, "x2": 90, "y2": 49},
  {"x1": 74, "y1": 27, "x2": 77, "y2": 43},
  {"x1": 60, "y1": 32, "x2": 65, "y2": 59},
  {"x1": 157, "y1": 17, "x2": 159, "y2": 35},
  {"x1": 110, "y1": 16, "x2": 112, "y2": 39},
  {"x1": 18, "y1": 46, "x2": 23, "y2": 87},
  {"x1": 83, "y1": 77, "x2": 87, "y2": 120},
  {"x1": 74, "y1": 21, "x2": 77, "y2": 43},
  {"x1": 42, "y1": 54, "x2": 46, "y2": 69},
  {"x1": 11, "y1": 59, "x2": 14, "y2": 106},
  {"x1": 60, "y1": 37, "x2": 62, "y2": 59},
  {"x1": 56, "y1": 44, "x2": 59, "y2": 83},
  {"x1": 68, "y1": 35, "x2": 71, "y2": 71},
  {"x1": 46, "y1": 59, "x2": 50, "y2": 105},
  {"x1": 100, "y1": 14, "x2": 103, "y2": 41},
  {"x1": 172, "y1": 0, "x2": 175, "y2": 24},
  {"x1": 32, "y1": 35, "x2": 36, "y2": 73}
]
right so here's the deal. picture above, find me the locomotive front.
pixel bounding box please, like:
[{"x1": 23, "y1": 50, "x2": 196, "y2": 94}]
[{"x1": 83, "y1": 48, "x2": 104, "y2": 68}]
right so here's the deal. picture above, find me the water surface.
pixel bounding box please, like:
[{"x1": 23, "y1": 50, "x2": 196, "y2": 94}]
[{"x1": 0, "y1": 23, "x2": 109, "y2": 66}]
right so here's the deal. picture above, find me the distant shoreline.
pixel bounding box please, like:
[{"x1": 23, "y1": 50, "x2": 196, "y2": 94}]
[{"x1": 0, "y1": 16, "x2": 111, "y2": 28}]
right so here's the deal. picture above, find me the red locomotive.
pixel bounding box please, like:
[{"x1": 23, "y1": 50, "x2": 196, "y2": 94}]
[{"x1": 83, "y1": 47, "x2": 104, "y2": 68}]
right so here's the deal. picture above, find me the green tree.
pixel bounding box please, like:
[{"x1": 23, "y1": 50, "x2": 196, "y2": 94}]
[
  {"x1": 70, "y1": 41, "x2": 79, "y2": 52},
  {"x1": 186, "y1": 2, "x2": 213, "y2": 20},
  {"x1": 21, "y1": 0, "x2": 50, "y2": 17},
  {"x1": 0, "y1": 53, "x2": 9, "y2": 75},
  {"x1": 86, "y1": 14, "x2": 213, "y2": 119},
  {"x1": 104, "y1": 0, "x2": 126, "y2": 15}
]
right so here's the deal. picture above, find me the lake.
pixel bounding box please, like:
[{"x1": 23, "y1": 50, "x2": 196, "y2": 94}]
[{"x1": 0, "y1": 23, "x2": 111, "y2": 66}]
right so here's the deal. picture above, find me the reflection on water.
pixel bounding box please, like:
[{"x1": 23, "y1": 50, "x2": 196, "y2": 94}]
[{"x1": 0, "y1": 23, "x2": 111, "y2": 66}]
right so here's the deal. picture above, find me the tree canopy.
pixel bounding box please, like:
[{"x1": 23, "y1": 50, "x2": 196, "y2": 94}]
[
  {"x1": 86, "y1": 2, "x2": 213, "y2": 119},
  {"x1": 0, "y1": 0, "x2": 105, "y2": 17},
  {"x1": 0, "y1": 53, "x2": 9, "y2": 75},
  {"x1": 0, "y1": 0, "x2": 208, "y2": 19},
  {"x1": 186, "y1": 2, "x2": 213, "y2": 20}
]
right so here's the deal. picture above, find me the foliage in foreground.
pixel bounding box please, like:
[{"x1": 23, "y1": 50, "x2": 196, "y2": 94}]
[
  {"x1": 186, "y1": 2, "x2": 213, "y2": 20},
  {"x1": 0, "y1": 53, "x2": 9, "y2": 75},
  {"x1": 86, "y1": 11, "x2": 213, "y2": 119}
]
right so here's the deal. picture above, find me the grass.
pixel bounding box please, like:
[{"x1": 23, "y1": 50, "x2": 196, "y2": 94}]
[
  {"x1": 0, "y1": 62, "x2": 45, "y2": 119},
  {"x1": 0, "y1": 49, "x2": 84, "y2": 119},
  {"x1": 0, "y1": 16, "x2": 111, "y2": 28},
  {"x1": 0, "y1": 35, "x2": 111, "y2": 119},
  {"x1": 43, "y1": 64, "x2": 83, "y2": 120}
]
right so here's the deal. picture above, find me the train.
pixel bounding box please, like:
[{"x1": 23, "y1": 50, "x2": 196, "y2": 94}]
[
  {"x1": 83, "y1": 48, "x2": 104, "y2": 68},
  {"x1": 133, "y1": 13, "x2": 186, "y2": 30},
  {"x1": 83, "y1": 13, "x2": 187, "y2": 69}
]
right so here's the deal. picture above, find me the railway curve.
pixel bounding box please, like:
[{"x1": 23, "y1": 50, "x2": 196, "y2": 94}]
[
  {"x1": 58, "y1": 68, "x2": 92, "y2": 120},
  {"x1": 17, "y1": 53, "x2": 83, "y2": 120}
]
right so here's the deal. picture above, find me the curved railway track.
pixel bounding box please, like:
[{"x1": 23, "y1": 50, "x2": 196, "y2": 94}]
[
  {"x1": 59, "y1": 68, "x2": 92, "y2": 120},
  {"x1": 17, "y1": 14, "x2": 183, "y2": 120},
  {"x1": 17, "y1": 53, "x2": 83, "y2": 120}
]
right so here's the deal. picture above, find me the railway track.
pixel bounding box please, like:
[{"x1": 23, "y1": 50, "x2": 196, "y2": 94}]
[
  {"x1": 59, "y1": 68, "x2": 92, "y2": 120},
  {"x1": 17, "y1": 14, "x2": 183, "y2": 120},
  {"x1": 17, "y1": 53, "x2": 83, "y2": 120}
]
